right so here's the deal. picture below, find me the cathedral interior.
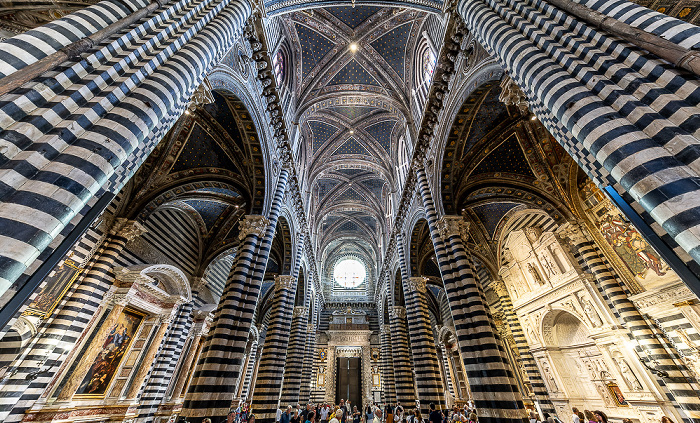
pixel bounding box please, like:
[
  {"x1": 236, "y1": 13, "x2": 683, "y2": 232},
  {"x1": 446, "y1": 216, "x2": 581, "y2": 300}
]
[{"x1": 1, "y1": 0, "x2": 700, "y2": 422}]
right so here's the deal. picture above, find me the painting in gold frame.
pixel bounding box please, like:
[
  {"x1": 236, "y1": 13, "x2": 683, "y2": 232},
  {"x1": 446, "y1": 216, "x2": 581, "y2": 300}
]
[
  {"x1": 606, "y1": 382, "x2": 628, "y2": 406},
  {"x1": 25, "y1": 260, "x2": 82, "y2": 318},
  {"x1": 74, "y1": 308, "x2": 144, "y2": 398}
]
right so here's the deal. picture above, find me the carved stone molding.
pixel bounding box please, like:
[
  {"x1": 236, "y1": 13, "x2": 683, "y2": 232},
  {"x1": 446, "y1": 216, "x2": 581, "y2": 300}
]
[
  {"x1": 390, "y1": 306, "x2": 407, "y2": 319},
  {"x1": 274, "y1": 275, "x2": 296, "y2": 291},
  {"x1": 406, "y1": 277, "x2": 428, "y2": 293},
  {"x1": 632, "y1": 282, "x2": 695, "y2": 311},
  {"x1": 238, "y1": 215, "x2": 270, "y2": 241},
  {"x1": 293, "y1": 306, "x2": 309, "y2": 317},
  {"x1": 436, "y1": 216, "x2": 469, "y2": 242},
  {"x1": 110, "y1": 218, "x2": 148, "y2": 241},
  {"x1": 557, "y1": 222, "x2": 589, "y2": 247}
]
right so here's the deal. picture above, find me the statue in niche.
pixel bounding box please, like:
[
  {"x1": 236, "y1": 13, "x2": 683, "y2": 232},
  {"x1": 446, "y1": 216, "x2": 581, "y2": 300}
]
[
  {"x1": 582, "y1": 298, "x2": 604, "y2": 328},
  {"x1": 539, "y1": 252, "x2": 558, "y2": 277},
  {"x1": 598, "y1": 214, "x2": 666, "y2": 278},
  {"x1": 613, "y1": 354, "x2": 643, "y2": 390},
  {"x1": 527, "y1": 263, "x2": 544, "y2": 285},
  {"x1": 541, "y1": 360, "x2": 559, "y2": 392}
]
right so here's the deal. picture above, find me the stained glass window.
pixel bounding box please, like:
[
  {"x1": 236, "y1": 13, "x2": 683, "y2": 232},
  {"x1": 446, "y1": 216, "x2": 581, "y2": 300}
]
[
  {"x1": 423, "y1": 48, "x2": 436, "y2": 82},
  {"x1": 334, "y1": 259, "x2": 366, "y2": 288},
  {"x1": 273, "y1": 50, "x2": 285, "y2": 85}
]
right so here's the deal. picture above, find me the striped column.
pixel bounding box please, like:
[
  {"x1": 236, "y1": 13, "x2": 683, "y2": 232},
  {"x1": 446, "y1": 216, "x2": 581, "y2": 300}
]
[
  {"x1": 380, "y1": 324, "x2": 396, "y2": 405},
  {"x1": 135, "y1": 302, "x2": 194, "y2": 422},
  {"x1": 455, "y1": 0, "x2": 700, "y2": 271},
  {"x1": 404, "y1": 277, "x2": 445, "y2": 414},
  {"x1": 251, "y1": 275, "x2": 298, "y2": 423},
  {"x1": 298, "y1": 323, "x2": 316, "y2": 404},
  {"x1": 415, "y1": 165, "x2": 526, "y2": 422},
  {"x1": 438, "y1": 344, "x2": 455, "y2": 404},
  {"x1": 280, "y1": 306, "x2": 310, "y2": 405},
  {"x1": 389, "y1": 306, "x2": 417, "y2": 407},
  {"x1": 0, "y1": 0, "x2": 253, "y2": 298},
  {"x1": 491, "y1": 278, "x2": 554, "y2": 415},
  {"x1": 0, "y1": 219, "x2": 146, "y2": 422},
  {"x1": 562, "y1": 223, "x2": 700, "y2": 420},
  {"x1": 182, "y1": 169, "x2": 290, "y2": 420},
  {"x1": 396, "y1": 235, "x2": 444, "y2": 413}
]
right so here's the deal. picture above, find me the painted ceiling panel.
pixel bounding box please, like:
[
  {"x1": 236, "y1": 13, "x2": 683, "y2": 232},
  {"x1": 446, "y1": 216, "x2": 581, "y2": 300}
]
[
  {"x1": 364, "y1": 120, "x2": 396, "y2": 152},
  {"x1": 183, "y1": 199, "x2": 229, "y2": 230},
  {"x1": 472, "y1": 136, "x2": 535, "y2": 178},
  {"x1": 309, "y1": 120, "x2": 339, "y2": 151},
  {"x1": 471, "y1": 202, "x2": 519, "y2": 238},
  {"x1": 336, "y1": 168, "x2": 366, "y2": 177},
  {"x1": 338, "y1": 220, "x2": 360, "y2": 232},
  {"x1": 317, "y1": 178, "x2": 341, "y2": 198},
  {"x1": 331, "y1": 106, "x2": 376, "y2": 121},
  {"x1": 336, "y1": 187, "x2": 365, "y2": 202},
  {"x1": 333, "y1": 137, "x2": 372, "y2": 156},
  {"x1": 361, "y1": 178, "x2": 384, "y2": 198},
  {"x1": 328, "y1": 59, "x2": 380, "y2": 87},
  {"x1": 369, "y1": 22, "x2": 412, "y2": 79},
  {"x1": 326, "y1": 6, "x2": 381, "y2": 28},
  {"x1": 172, "y1": 123, "x2": 237, "y2": 173},
  {"x1": 462, "y1": 86, "x2": 509, "y2": 157},
  {"x1": 295, "y1": 23, "x2": 336, "y2": 80}
]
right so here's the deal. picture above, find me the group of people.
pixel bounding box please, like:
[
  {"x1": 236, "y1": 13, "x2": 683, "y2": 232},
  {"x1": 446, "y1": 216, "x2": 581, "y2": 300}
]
[{"x1": 568, "y1": 407, "x2": 678, "y2": 423}]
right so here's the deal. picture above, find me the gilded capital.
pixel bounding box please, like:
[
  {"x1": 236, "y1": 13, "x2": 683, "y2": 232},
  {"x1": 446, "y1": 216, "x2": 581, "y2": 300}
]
[
  {"x1": 558, "y1": 222, "x2": 589, "y2": 246},
  {"x1": 407, "y1": 277, "x2": 428, "y2": 293},
  {"x1": 275, "y1": 274, "x2": 296, "y2": 290},
  {"x1": 436, "y1": 216, "x2": 469, "y2": 242},
  {"x1": 498, "y1": 75, "x2": 530, "y2": 115},
  {"x1": 381, "y1": 324, "x2": 392, "y2": 334},
  {"x1": 238, "y1": 215, "x2": 270, "y2": 241},
  {"x1": 110, "y1": 218, "x2": 148, "y2": 241},
  {"x1": 293, "y1": 306, "x2": 309, "y2": 317},
  {"x1": 491, "y1": 278, "x2": 509, "y2": 298},
  {"x1": 390, "y1": 306, "x2": 406, "y2": 319}
]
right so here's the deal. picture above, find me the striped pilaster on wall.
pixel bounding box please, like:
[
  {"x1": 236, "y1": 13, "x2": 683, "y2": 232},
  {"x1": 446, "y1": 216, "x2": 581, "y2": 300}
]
[
  {"x1": 181, "y1": 169, "x2": 290, "y2": 420},
  {"x1": 0, "y1": 0, "x2": 252, "y2": 303},
  {"x1": 251, "y1": 275, "x2": 298, "y2": 423},
  {"x1": 454, "y1": 0, "x2": 700, "y2": 275},
  {"x1": 240, "y1": 341, "x2": 260, "y2": 402},
  {"x1": 563, "y1": 224, "x2": 700, "y2": 420},
  {"x1": 415, "y1": 166, "x2": 526, "y2": 422},
  {"x1": 438, "y1": 345, "x2": 455, "y2": 402},
  {"x1": 396, "y1": 235, "x2": 444, "y2": 413},
  {"x1": 135, "y1": 302, "x2": 194, "y2": 422},
  {"x1": 389, "y1": 306, "x2": 417, "y2": 407},
  {"x1": 0, "y1": 220, "x2": 147, "y2": 423},
  {"x1": 380, "y1": 324, "x2": 396, "y2": 405},
  {"x1": 298, "y1": 323, "x2": 316, "y2": 404}
]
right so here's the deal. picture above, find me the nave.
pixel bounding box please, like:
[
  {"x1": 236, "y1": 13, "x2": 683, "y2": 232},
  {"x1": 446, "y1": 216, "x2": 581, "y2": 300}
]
[{"x1": 1, "y1": 1, "x2": 700, "y2": 423}]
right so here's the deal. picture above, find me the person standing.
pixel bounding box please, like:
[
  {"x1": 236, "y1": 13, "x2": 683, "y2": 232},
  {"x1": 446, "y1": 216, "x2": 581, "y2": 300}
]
[
  {"x1": 386, "y1": 403, "x2": 394, "y2": 423},
  {"x1": 321, "y1": 405, "x2": 330, "y2": 423},
  {"x1": 428, "y1": 404, "x2": 441, "y2": 423}
]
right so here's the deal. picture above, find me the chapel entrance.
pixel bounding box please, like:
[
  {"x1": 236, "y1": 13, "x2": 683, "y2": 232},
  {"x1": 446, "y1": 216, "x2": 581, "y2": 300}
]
[{"x1": 336, "y1": 357, "x2": 361, "y2": 407}]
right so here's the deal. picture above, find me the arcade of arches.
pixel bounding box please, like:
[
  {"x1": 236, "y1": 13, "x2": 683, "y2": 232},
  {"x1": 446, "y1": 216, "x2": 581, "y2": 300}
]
[{"x1": 2, "y1": 1, "x2": 700, "y2": 423}]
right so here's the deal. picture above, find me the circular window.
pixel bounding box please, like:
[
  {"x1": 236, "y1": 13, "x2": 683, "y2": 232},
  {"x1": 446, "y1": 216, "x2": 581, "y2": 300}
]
[{"x1": 333, "y1": 259, "x2": 366, "y2": 288}]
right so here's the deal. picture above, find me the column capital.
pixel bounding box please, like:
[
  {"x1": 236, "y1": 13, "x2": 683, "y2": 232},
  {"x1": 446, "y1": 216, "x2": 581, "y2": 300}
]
[
  {"x1": 407, "y1": 277, "x2": 428, "y2": 293},
  {"x1": 557, "y1": 221, "x2": 589, "y2": 246},
  {"x1": 293, "y1": 306, "x2": 309, "y2": 317},
  {"x1": 238, "y1": 215, "x2": 270, "y2": 241},
  {"x1": 308, "y1": 323, "x2": 317, "y2": 331},
  {"x1": 110, "y1": 218, "x2": 148, "y2": 241},
  {"x1": 498, "y1": 75, "x2": 530, "y2": 115},
  {"x1": 491, "y1": 278, "x2": 509, "y2": 298},
  {"x1": 390, "y1": 306, "x2": 406, "y2": 319},
  {"x1": 274, "y1": 274, "x2": 296, "y2": 290},
  {"x1": 436, "y1": 215, "x2": 470, "y2": 241},
  {"x1": 191, "y1": 276, "x2": 208, "y2": 292},
  {"x1": 381, "y1": 324, "x2": 392, "y2": 334}
]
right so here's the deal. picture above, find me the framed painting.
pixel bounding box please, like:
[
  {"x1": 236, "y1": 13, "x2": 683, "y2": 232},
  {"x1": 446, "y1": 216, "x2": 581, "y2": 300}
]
[
  {"x1": 74, "y1": 308, "x2": 145, "y2": 398},
  {"x1": 606, "y1": 382, "x2": 628, "y2": 406},
  {"x1": 25, "y1": 260, "x2": 81, "y2": 318},
  {"x1": 317, "y1": 372, "x2": 325, "y2": 387},
  {"x1": 372, "y1": 373, "x2": 380, "y2": 387},
  {"x1": 371, "y1": 348, "x2": 379, "y2": 361}
]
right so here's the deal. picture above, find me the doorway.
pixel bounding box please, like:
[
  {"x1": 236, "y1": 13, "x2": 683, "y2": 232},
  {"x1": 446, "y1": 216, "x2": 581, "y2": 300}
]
[{"x1": 336, "y1": 357, "x2": 361, "y2": 408}]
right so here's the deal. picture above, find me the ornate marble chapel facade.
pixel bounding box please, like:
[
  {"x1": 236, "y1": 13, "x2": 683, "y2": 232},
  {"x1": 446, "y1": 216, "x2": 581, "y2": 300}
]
[{"x1": 1, "y1": 0, "x2": 700, "y2": 422}]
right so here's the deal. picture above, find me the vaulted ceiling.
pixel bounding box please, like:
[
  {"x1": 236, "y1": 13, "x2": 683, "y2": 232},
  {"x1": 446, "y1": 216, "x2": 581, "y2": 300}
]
[{"x1": 278, "y1": 6, "x2": 431, "y2": 298}]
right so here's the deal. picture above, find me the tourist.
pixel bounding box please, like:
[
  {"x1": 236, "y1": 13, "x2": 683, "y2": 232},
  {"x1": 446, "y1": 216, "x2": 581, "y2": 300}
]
[
  {"x1": 292, "y1": 409, "x2": 301, "y2": 423},
  {"x1": 661, "y1": 417, "x2": 676, "y2": 423},
  {"x1": 386, "y1": 403, "x2": 394, "y2": 423},
  {"x1": 331, "y1": 409, "x2": 344, "y2": 423},
  {"x1": 281, "y1": 406, "x2": 293, "y2": 423},
  {"x1": 353, "y1": 406, "x2": 362, "y2": 423},
  {"x1": 395, "y1": 405, "x2": 404, "y2": 423},
  {"x1": 467, "y1": 410, "x2": 476, "y2": 423},
  {"x1": 366, "y1": 404, "x2": 374, "y2": 423},
  {"x1": 529, "y1": 410, "x2": 541, "y2": 423},
  {"x1": 593, "y1": 411, "x2": 607, "y2": 423},
  {"x1": 572, "y1": 408, "x2": 580, "y2": 423},
  {"x1": 249, "y1": 415, "x2": 256, "y2": 423},
  {"x1": 415, "y1": 408, "x2": 424, "y2": 423},
  {"x1": 374, "y1": 409, "x2": 383, "y2": 423},
  {"x1": 321, "y1": 404, "x2": 330, "y2": 423},
  {"x1": 307, "y1": 412, "x2": 316, "y2": 423},
  {"x1": 583, "y1": 411, "x2": 596, "y2": 423},
  {"x1": 429, "y1": 404, "x2": 441, "y2": 423}
]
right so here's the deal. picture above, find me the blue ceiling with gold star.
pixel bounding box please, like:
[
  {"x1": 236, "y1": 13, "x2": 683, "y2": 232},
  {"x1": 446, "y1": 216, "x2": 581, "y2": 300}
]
[{"x1": 326, "y1": 6, "x2": 380, "y2": 28}]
